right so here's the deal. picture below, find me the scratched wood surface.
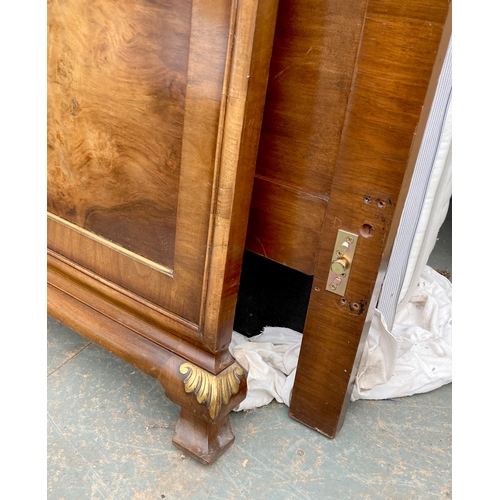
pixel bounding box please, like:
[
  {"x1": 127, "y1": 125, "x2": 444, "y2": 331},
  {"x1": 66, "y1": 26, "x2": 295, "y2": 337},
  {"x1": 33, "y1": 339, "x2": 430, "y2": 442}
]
[
  {"x1": 245, "y1": 0, "x2": 369, "y2": 274},
  {"x1": 48, "y1": 0, "x2": 191, "y2": 268}
]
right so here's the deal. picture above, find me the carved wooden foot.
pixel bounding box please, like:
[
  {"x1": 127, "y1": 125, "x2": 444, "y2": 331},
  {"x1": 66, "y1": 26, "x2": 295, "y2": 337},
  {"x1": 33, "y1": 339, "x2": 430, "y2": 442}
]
[
  {"x1": 168, "y1": 361, "x2": 246, "y2": 464},
  {"x1": 48, "y1": 255, "x2": 247, "y2": 465},
  {"x1": 173, "y1": 409, "x2": 235, "y2": 464}
]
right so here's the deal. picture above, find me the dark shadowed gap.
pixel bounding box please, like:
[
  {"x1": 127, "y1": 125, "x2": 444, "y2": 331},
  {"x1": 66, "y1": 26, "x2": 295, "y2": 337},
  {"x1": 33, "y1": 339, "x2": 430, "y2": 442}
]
[{"x1": 234, "y1": 250, "x2": 314, "y2": 337}]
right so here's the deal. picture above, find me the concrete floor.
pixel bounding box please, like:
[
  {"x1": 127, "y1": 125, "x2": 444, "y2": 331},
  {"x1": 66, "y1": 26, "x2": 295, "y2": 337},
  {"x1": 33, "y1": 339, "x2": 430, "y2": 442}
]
[{"x1": 47, "y1": 205, "x2": 452, "y2": 499}]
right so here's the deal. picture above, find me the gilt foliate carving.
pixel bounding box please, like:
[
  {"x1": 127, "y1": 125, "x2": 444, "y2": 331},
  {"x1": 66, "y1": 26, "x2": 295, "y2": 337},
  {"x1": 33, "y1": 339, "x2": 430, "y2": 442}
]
[{"x1": 179, "y1": 362, "x2": 245, "y2": 420}]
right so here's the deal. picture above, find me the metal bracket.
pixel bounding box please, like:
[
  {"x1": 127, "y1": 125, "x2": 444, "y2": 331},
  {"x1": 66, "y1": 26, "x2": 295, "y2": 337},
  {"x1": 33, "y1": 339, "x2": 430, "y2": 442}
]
[{"x1": 326, "y1": 230, "x2": 358, "y2": 296}]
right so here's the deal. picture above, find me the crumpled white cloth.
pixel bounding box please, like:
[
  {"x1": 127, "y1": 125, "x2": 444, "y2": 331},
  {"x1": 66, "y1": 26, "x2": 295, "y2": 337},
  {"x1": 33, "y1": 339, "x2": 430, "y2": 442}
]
[
  {"x1": 229, "y1": 327, "x2": 302, "y2": 411},
  {"x1": 230, "y1": 265, "x2": 452, "y2": 410},
  {"x1": 351, "y1": 265, "x2": 452, "y2": 400}
]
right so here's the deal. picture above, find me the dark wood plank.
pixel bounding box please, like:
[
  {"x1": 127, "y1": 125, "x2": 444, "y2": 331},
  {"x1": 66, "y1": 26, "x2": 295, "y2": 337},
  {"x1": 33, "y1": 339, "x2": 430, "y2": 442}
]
[
  {"x1": 245, "y1": 0, "x2": 369, "y2": 271},
  {"x1": 245, "y1": 176, "x2": 327, "y2": 275},
  {"x1": 254, "y1": 0, "x2": 369, "y2": 196},
  {"x1": 289, "y1": 0, "x2": 451, "y2": 437}
]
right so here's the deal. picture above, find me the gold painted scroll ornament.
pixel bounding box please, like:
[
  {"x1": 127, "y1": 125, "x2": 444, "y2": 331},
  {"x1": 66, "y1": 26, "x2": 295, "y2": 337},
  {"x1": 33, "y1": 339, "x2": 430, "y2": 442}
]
[{"x1": 179, "y1": 362, "x2": 245, "y2": 420}]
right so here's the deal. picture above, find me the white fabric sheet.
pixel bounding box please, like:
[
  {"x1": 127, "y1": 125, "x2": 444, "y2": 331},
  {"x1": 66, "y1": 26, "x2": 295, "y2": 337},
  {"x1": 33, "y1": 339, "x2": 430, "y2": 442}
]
[
  {"x1": 229, "y1": 124, "x2": 453, "y2": 409},
  {"x1": 351, "y1": 266, "x2": 452, "y2": 400},
  {"x1": 229, "y1": 327, "x2": 301, "y2": 411},
  {"x1": 230, "y1": 265, "x2": 452, "y2": 410}
]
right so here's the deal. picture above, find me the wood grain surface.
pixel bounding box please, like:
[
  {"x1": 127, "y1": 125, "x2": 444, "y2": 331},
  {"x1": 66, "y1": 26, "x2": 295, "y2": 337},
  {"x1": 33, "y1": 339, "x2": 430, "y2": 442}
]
[
  {"x1": 48, "y1": 0, "x2": 279, "y2": 350},
  {"x1": 246, "y1": 176, "x2": 327, "y2": 274},
  {"x1": 289, "y1": 0, "x2": 452, "y2": 437},
  {"x1": 245, "y1": 0, "x2": 369, "y2": 273},
  {"x1": 48, "y1": 0, "x2": 279, "y2": 464},
  {"x1": 48, "y1": 0, "x2": 191, "y2": 268}
]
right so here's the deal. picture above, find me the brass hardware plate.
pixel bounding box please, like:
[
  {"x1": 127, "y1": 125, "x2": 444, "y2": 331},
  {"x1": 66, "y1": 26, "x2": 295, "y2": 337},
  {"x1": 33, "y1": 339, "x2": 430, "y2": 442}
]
[{"x1": 326, "y1": 230, "x2": 358, "y2": 296}]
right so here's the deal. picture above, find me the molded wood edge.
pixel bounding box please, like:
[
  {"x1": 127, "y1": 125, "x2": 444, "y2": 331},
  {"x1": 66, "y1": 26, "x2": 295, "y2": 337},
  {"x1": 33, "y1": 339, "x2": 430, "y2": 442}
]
[
  {"x1": 48, "y1": 281, "x2": 247, "y2": 424},
  {"x1": 48, "y1": 252, "x2": 235, "y2": 373}
]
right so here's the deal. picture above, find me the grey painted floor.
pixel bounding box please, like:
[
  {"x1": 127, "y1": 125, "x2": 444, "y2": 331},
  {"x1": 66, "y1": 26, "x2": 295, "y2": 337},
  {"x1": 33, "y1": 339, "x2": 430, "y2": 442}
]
[{"x1": 47, "y1": 205, "x2": 452, "y2": 500}]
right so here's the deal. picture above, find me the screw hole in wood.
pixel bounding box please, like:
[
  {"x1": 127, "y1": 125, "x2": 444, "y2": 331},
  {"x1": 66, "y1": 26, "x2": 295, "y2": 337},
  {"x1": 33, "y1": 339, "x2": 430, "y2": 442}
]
[{"x1": 359, "y1": 223, "x2": 374, "y2": 238}]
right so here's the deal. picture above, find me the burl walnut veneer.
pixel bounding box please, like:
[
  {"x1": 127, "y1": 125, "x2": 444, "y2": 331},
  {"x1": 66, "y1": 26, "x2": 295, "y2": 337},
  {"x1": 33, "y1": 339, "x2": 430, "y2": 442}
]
[
  {"x1": 48, "y1": 0, "x2": 452, "y2": 463},
  {"x1": 48, "y1": 0, "x2": 279, "y2": 464}
]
